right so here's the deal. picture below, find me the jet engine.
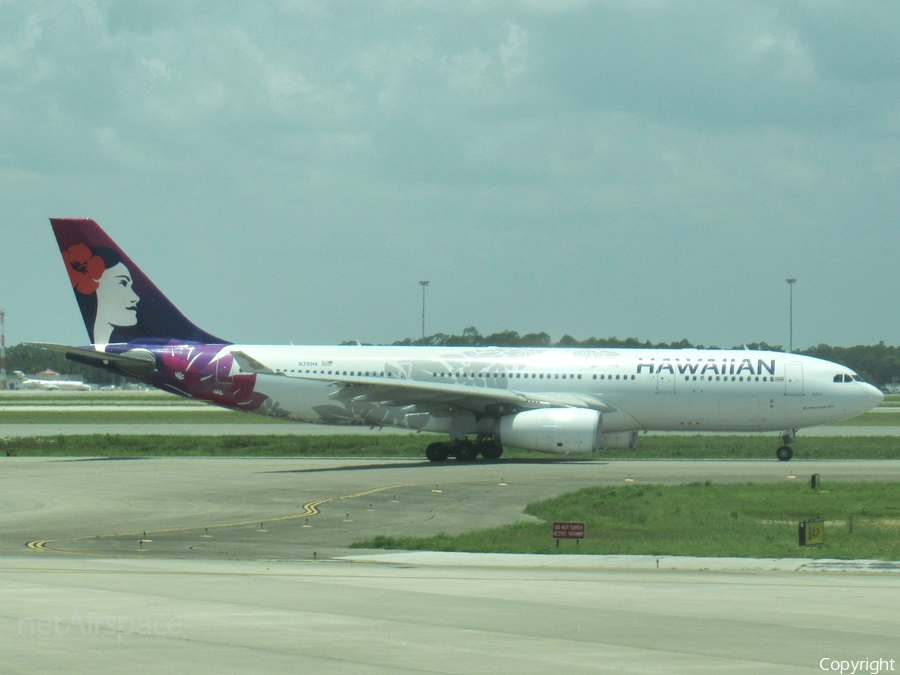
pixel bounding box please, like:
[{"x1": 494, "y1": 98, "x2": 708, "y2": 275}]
[{"x1": 496, "y1": 408, "x2": 638, "y2": 454}]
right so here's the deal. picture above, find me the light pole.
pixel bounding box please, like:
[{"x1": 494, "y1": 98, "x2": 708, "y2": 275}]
[
  {"x1": 786, "y1": 278, "x2": 796, "y2": 353},
  {"x1": 0, "y1": 311, "x2": 6, "y2": 390},
  {"x1": 419, "y1": 281, "x2": 429, "y2": 341}
]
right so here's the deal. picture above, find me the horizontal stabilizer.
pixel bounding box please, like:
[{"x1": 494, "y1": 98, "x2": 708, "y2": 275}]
[{"x1": 27, "y1": 342, "x2": 157, "y2": 377}]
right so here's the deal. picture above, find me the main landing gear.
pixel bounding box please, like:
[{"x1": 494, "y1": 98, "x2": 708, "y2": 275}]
[
  {"x1": 776, "y1": 430, "x2": 796, "y2": 461},
  {"x1": 425, "y1": 435, "x2": 504, "y2": 462}
]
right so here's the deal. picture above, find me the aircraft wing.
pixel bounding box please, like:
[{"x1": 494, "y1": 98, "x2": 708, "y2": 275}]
[
  {"x1": 27, "y1": 343, "x2": 158, "y2": 378},
  {"x1": 231, "y1": 350, "x2": 617, "y2": 416}
]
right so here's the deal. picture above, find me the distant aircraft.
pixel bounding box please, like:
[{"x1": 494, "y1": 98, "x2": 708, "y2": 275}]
[
  {"x1": 13, "y1": 370, "x2": 92, "y2": 391},
  {"x1": 32, "y1": 219, "x2": 883, "y2": 461}
]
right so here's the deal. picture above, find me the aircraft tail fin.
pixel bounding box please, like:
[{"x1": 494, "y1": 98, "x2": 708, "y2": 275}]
[{"x1": 50, "y1": 218, "x2": 228, "y2": 345}]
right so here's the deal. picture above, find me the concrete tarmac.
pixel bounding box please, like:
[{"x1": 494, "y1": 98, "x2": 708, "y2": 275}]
[
  {"x1": 3, "y1": 457, "x2": 899, "y2": 673},
  {"x1": 4, "y1": 556, "x2": 899, "y2": 674}
]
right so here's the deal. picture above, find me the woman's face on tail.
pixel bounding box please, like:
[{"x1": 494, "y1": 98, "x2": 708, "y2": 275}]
[{"x1": 95, "y1": 262, "x2": 139, "y2": 328}]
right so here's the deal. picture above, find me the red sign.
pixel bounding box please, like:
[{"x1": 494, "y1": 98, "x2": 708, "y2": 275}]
[{"x1": 552, "y1": 521, "x2": 585, "y2": 539}]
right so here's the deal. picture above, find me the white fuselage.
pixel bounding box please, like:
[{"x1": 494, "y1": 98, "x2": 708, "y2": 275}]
[{"x1": 227, "y1": 345, "x2": 883, "y2": 435}]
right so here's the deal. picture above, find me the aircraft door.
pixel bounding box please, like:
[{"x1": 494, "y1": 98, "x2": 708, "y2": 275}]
[
  {"x1": 656, "y1": 363, "x2": 676, "y2": 394},
  {"x1": 784, "y1": 364, "x2": 804, "y2": 396}
]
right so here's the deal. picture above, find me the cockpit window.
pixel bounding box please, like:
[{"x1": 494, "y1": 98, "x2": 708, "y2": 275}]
[
  {"x1": 852, "y1": 375, "x2": 864, "y2": 382},
  {"x1": 834, "y1": 374, "x2": 843, "y2": 383}
]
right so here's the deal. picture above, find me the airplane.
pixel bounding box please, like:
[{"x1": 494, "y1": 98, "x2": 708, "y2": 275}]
[
  {"x1": 31, "y1": 218, "x2": 883, "y2": 462},
  {"x1": 13, "y1": 370, "x2": 93, "y2": 391}
]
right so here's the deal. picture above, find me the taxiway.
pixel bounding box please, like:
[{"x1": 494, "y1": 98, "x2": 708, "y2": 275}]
[{"x1": 2, "y1": 456, "x2": 898, "y2": 674}]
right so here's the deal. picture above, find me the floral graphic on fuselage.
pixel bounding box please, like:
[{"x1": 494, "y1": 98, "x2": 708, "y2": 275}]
[{"x1": 153, "y1": 345, "x2": 267, "y2": 411}]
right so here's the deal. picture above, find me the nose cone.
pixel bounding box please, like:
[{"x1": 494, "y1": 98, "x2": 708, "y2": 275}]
[{"x1": 865, "y1": 384, "x2": 885, "y2": 411}]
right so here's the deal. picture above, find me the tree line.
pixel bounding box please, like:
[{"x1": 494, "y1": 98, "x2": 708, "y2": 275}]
[
  {"x1": 393, "y1": 327, "x2": 900, "y2": 386},
  {"x1": 5, "y1": 329, "x2": 899, "y2": 386}
]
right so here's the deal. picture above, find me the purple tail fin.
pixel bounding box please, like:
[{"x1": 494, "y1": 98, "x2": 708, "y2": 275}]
[{"x1": 51, "y1": 218, "x2": 228, "y2": 345}]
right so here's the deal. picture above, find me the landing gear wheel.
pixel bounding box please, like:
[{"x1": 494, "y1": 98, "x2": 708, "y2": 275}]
[
  {"x1": 426, "y1": 442, "x2": 450, "y2": 462},
  {"x1": 776, "y1": 446, "x2": 793, "y2": 461},
  {"x1": 454, "y1": 440, "x2": 478, "y2": 462},
  {"x1": 479, "y1": 441, "x2": 503, "y2": 460}
]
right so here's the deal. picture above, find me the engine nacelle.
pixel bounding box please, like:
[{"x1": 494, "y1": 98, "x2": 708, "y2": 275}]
[
  {"x1": 497, "y1": 408, "x2": 601, "y2": 454},
  {"x1": 496, "y1": 409, "x2": 640, "y2": 454}
]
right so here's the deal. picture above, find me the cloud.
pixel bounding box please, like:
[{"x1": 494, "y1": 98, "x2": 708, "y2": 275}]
[
  {"x1": 0, "y1": 1, "x2": 898, "y2": 348},
  {"x1": 536, "y1": 1, "x2": 899, "y2": 128}
]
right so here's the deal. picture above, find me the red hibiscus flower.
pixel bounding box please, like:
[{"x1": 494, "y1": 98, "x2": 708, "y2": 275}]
[{"x1": 62, "y1": 244, "x2": 106, "y2": 294}]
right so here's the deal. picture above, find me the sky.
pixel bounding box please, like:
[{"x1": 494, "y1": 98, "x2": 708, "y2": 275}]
[{"x1": 2, "y1": 1, "x2": 899, "y2": 350}]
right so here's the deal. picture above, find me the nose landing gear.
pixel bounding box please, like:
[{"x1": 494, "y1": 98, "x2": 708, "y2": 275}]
[{"x1": 776, "y1": 430, "x2": 796, "y2": 461}]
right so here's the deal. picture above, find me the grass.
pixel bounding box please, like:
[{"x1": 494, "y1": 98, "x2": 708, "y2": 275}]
[
  {"x1": 625, "y1": 435, "x2": 900, "y2": 460},
  {"x1": 0, "y1": 433, "x2": 443, "y2": 457},
  {"x1": 0, "y1": 410, "x2": 288, "y2": 424},
  {"x1": 835, "y1": 412, "x2": 900, "y2": 425},
  {"x1": 0, "y1": 391, "x2": 181, "y2": 403},
  {"x1": 9, "y1": 408, "x2": 892, "y2": 426},
  {"x1": 352, "y1": 481, "x2": 900, "y2": 560},
  {"x1": 3, "y1": 433, "x2": 900, "y2": 459}
]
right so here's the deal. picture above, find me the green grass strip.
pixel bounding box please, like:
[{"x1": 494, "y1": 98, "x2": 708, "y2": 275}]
[
  {"x1": 352, "y1": 481, "x2": 900, "y2": 560},
  {"x1": 0, "y1": 410, "x2": 287, "y2": 424},
  {"x1": 2, "y1": 434, "x2": 900, "y2": 459},
  {"x1": 835, "y1": 412, "x2": 900, "y2": 425}
]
